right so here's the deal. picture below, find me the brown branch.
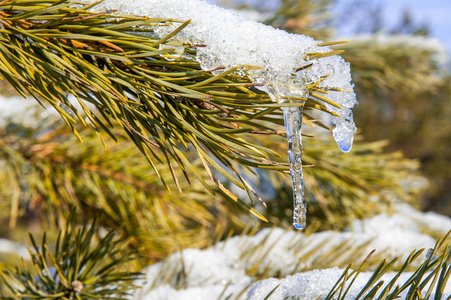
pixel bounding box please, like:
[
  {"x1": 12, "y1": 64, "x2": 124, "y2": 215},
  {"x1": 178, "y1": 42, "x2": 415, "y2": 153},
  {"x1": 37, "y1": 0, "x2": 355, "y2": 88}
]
[
  {"x1": 249, "y1": 130, "x2": 314, "y2": 138},
  {"x1": 295, "y1": 63, "x2": 314, "y2": 72},
  {"x1": 203, "y1": 66, "x2": 226, "y2": 73},
  {"x1": 121, "y1": 118, "x2": 160, "y2": 148},
  {"x1": 243, "y1": 83, "x2": 264, "y2": 87}
]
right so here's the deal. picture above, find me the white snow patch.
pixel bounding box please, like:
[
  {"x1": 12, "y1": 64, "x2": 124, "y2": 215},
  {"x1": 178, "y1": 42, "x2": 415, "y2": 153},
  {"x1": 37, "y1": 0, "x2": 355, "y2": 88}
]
[
  {"x1": 0, "y1": 96, "x2": 50, "y2": 128},
  {"x1": 0, "y1": 94, "x2": 96, "y2": 127},
  {"x1": 233, "y1": 9, "x2": 273, "y2": 22},
  {"x1": 396, "y1": 203, "x2": 451, "y2": 235},
  {"x1": 350, "y1": 208, "x2": 438, "y2": 260},
  {"x1": 247, "y1": 269, "x2": 450, "y2": 300},
  {"x1": 0, "y1": 238, "x2": 29, "y2": 259}
]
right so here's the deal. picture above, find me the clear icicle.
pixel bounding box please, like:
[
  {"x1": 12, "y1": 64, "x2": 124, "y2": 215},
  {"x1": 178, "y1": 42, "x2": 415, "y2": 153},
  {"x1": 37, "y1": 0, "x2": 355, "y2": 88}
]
[{"x1": 283, "y1": 105, "x2": 307, "y2": 230}]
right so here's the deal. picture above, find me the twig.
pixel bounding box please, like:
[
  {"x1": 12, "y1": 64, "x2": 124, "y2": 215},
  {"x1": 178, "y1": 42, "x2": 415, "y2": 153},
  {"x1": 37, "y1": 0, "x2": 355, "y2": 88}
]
[
  {"x1": 203, "y1": 66, "x2": 226, "y2": 73},
  {"x1": 122, "y1": 119, "x2": 160, "y2": 148},
  {"x1": 243, "y1": 83, "x2": 264, "y2": 87},
  {"x1": 249, "y1": 130, "x2": 314, "y2": 138},
  {"x1": 295, "y1": 63, "x2": 314, "y2": 72}
]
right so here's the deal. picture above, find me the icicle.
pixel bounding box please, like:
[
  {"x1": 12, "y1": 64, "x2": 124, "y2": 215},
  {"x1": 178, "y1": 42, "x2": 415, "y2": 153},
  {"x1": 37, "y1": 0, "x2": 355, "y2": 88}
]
[{"x1": 283, "y1": 105, "x2": 307, "y2": 230}]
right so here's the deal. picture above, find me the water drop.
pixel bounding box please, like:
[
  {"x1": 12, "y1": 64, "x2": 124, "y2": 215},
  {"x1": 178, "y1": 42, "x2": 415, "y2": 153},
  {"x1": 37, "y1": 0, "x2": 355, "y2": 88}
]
[
  {"x1": 293, "y1": 223, "x2": 305, "y2": 230},
  {"x1": 426, "y1": 248, "x2": 436, "y2": 260},
  {"x1": 332, "y1": 118, "x2": 356, "y2": 153},
  {"x1": 335, "y1": 137, "x2": 353, "y2": 153}
]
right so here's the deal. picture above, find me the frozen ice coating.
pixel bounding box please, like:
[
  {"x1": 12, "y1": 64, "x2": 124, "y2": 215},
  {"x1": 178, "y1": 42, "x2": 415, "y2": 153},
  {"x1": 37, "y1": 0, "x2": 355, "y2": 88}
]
[{"x1": 81, "y1": 0, "x2": 357, "y2": 229}]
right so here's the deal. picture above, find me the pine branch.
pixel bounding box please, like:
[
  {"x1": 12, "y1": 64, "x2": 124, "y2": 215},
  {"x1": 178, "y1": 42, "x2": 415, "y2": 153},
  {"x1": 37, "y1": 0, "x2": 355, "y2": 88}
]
[
  {"x1": 340, "y1": 34, "x2": 445, "y2": 94},
  {"x1": 0, "y1": 0, "x2": 347, "y2": 206},
  {"x1": 265, "y1": 0, "x2": 333, "y2": 39},
  {"x1": 0, "y1": 213, "x2": 142, "y2": 299},
  {"x1": 323, "y1": 231, "x2": 451, "y2": 300}
]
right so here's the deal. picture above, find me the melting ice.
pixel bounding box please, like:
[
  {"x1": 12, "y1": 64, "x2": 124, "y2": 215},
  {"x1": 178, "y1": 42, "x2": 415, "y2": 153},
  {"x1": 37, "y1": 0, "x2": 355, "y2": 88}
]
[
  {"x1": 83, "y1": 0, "x2": 358, "y2": 229},
  {"x1": 283, "y1": 106, "x2": 307, "y2": 230}
]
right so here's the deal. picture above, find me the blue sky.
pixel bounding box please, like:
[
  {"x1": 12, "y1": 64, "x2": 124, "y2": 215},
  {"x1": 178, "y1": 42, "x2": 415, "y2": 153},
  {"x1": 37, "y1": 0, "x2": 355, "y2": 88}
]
[{"x1": 337, "y1": 0, "x2": 451, "y2": 51}]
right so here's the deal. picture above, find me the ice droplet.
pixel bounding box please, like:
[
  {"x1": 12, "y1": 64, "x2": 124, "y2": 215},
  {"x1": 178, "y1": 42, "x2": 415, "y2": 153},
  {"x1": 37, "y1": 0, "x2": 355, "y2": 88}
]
[
  {"x1": 333, "y1": 122, "x2": 355, "y2": 153},
  {"x1": 426, "y1": 248, "x2": 436, "y2": 260}
]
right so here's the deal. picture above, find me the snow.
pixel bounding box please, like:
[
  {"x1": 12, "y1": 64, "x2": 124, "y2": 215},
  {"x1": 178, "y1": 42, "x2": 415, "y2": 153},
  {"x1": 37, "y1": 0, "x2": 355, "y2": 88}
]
[
  {"x1": 0, "y1": 96, "x2": 48, "y2": 128},
  {"x1": 0, "y1": 94, "x2": 96, "y2": 127},
  {"x1": 137, "y1": 284, "x2": 243, "y2": 300},
  {"x1": 133, "y1": 205, "x2": 451, "y2": 300},
  {"x1": 233, "y1": 9, "x2": 273, "y2": 22},
  {"x1": 350, "y1": 208, "x2": 438, "y2": 260},
  {"x1": 246, "y1": 269, "x2": 364, "y2": 300},
  {"x1": 247, "y1": 269, "x2": 448, "y2": 300},
  {"x1": 0, "y1": 238, "x2": 29, "y2": 259},
  {"x1": 396, "y1": 203, "x2": 451, "y2": 235}
]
